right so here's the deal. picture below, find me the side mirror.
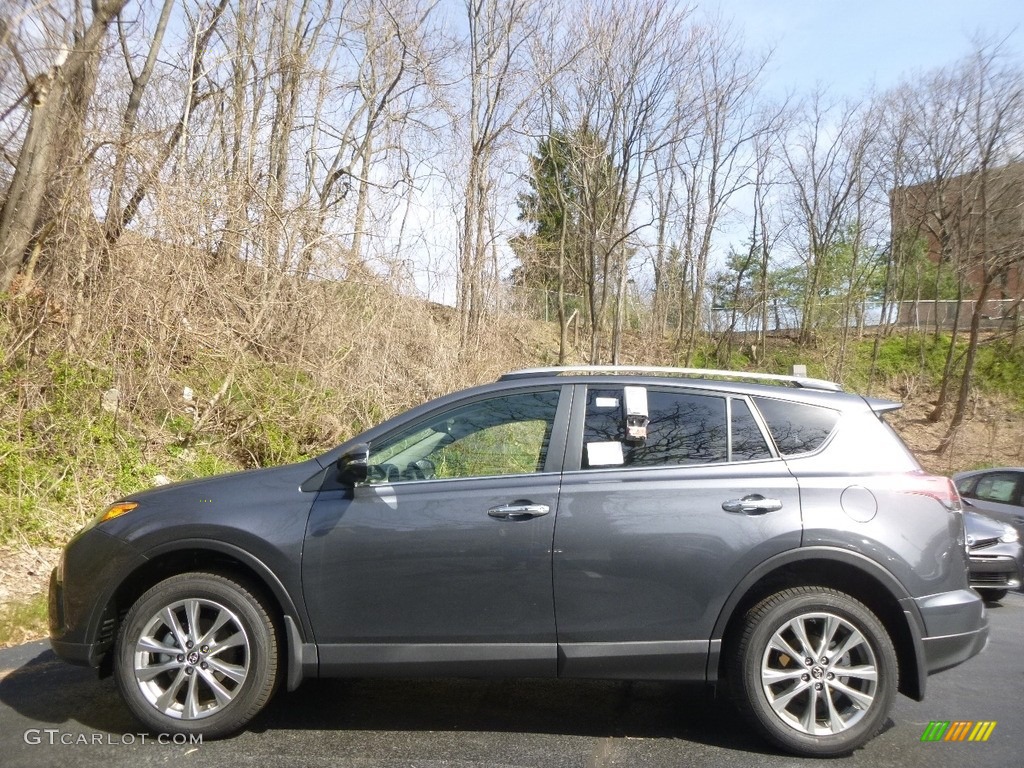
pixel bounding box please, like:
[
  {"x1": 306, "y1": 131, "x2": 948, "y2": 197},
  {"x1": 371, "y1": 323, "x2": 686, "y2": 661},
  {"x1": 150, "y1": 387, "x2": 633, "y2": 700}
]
[{"x1": 336, "y1": 443, "x2": 370, "y2": 486}]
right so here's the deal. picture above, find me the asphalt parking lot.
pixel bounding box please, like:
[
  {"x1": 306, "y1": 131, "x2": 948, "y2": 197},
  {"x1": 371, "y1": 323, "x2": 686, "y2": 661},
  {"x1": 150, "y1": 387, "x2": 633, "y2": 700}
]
[{"x1": 2, "y1": 593, "x2": 1022, "y2": 768}]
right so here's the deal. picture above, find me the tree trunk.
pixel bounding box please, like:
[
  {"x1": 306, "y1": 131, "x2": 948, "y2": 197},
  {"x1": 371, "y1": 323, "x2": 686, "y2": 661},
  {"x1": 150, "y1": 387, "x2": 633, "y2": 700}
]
[
  {"x1": 928, "y1": 277, "x2": 965, "y2": 422},
  {"x1": 104, "y1": 0, "x2": 176, "y2": 244},
  {"x1": 939, "y1": 276, "x2": 993, "y2": 451},
  {"x1": 0, "y1": 0, "x2": 128, "y2": 291}
]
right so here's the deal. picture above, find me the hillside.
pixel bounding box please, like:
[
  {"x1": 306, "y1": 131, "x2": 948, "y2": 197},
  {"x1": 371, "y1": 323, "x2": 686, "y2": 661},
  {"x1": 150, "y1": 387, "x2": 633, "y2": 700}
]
[{"x1": 3, "y1": 267, "x2": 1024, "y2": 644}]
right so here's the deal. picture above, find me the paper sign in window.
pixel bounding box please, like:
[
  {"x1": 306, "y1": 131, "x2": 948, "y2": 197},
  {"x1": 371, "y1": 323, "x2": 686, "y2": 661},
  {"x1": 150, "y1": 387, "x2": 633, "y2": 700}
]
[
  {"x1": 594, "y1": 397, "x2": 619, "y2": 409},
  {"x1": 587, "y1": 441, "x2": 624, "y2": 466}
]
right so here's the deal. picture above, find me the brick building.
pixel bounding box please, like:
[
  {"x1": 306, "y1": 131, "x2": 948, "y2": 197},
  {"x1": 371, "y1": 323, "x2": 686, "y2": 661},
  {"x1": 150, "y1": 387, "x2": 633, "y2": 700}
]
[{"x1": 890, "y1": 162, "x2": 1024, "y2": 301}]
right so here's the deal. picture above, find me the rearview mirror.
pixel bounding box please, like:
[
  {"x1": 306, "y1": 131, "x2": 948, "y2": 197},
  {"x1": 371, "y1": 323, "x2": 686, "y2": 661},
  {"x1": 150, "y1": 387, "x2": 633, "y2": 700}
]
[{"x1": 336, "y1": 443, "x2": 370, "y2": 486}]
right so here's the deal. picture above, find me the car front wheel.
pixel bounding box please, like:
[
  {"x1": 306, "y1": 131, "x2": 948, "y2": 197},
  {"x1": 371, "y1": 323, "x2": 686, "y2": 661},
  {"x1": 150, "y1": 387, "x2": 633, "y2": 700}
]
[
  {"x1": 730, "y1": 587, "x2": 898, "y2": 757},
  {"x1": 114, "y1": 572, "x2": 278, "y2": 738}
]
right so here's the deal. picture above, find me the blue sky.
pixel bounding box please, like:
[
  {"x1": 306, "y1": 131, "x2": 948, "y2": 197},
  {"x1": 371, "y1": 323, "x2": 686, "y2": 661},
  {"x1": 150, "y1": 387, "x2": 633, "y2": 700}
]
[{"x1": 715, "y1": 0, "x2": 1024, "y2": 98}]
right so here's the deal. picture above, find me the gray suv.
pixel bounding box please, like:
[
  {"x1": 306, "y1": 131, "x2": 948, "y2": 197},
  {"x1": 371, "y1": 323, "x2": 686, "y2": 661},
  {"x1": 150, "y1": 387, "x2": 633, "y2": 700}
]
[{"x1": 49, "y1": 367, "x2": 988, "y2": 757}]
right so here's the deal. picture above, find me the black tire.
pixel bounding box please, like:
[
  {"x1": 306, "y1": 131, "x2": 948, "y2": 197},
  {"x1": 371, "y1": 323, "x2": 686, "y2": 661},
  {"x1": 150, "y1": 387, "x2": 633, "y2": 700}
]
[
  {"x1": 729, "y1": 587, "x2": 898, "y2": 757},
  {"x1": 982, "y1": 589, "x2": 1008, "y2": 602},
  {"x1": 114, "y1": 572, "x2": 278, "y2": 739}
]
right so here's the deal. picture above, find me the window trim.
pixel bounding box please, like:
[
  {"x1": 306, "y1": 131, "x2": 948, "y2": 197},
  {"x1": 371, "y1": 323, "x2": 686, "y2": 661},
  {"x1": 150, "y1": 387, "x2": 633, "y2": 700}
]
[{"x1": 727, "y1": 395, "x2": 778, "y2": 463}]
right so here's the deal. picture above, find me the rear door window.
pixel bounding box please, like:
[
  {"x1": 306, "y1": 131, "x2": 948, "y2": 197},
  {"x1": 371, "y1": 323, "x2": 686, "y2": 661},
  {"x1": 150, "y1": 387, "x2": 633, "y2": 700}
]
[
  {"x1": 583, "y1": 387, "x2": 727, "y2": 467},
  {"x1": 581, "y1": 388, "x2": 773, "y2": 468}
]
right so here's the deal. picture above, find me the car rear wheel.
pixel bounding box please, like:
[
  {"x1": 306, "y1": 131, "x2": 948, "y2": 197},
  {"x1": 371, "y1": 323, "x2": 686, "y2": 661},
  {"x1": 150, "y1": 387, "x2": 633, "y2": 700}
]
[
  {"x1": 730, "y1": 587, "x2": 898, "y2": 757},
  {"x1": 114, "y1": 572, "x2": 278, "y2": 738}
]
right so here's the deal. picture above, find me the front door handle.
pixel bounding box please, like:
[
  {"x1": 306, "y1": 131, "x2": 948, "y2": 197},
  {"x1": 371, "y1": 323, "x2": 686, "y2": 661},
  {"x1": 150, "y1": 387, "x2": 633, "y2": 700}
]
[
  {"x1": 722, "y1": 494, "x2": 783, "y2": 515},
  {"x1": 487, "y1": 503, "x2": 551, "y2": 520}
]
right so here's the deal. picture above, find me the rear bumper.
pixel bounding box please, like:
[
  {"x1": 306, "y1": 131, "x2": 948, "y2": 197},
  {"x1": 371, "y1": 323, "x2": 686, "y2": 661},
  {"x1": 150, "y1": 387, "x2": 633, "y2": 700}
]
[
  {"x1": 913, "y1": 588, "x2": 989, "y2": 675},
  {"x1": 921, "y1": 625, "x2": 989, "y2": 675}
]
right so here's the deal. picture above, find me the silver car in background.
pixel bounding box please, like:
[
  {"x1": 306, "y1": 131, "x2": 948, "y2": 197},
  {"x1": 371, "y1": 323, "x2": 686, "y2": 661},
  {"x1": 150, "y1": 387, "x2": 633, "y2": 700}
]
[
  {"x1": 963, "y1": 508, "x2": 1024, "y2": 602},
  {"x1": 955, "y1": 468, "x2": 1024, "y2": 539}
]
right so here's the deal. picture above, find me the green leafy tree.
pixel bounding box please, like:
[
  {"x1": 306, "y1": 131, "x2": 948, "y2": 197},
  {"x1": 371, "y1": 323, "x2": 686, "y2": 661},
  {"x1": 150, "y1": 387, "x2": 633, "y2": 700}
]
[
  {"x1": 892, "y1": 232, "x2": 961, "y2": 302},
  {"x1": 512, "y1": 129, "x2": 618, "y2": 296},
  {"x1": 511, "y1": 129, "x2": 624, "y2": 361},
  {"x1": 510, "y1": 132, "x2": 581, "y2": 293}
]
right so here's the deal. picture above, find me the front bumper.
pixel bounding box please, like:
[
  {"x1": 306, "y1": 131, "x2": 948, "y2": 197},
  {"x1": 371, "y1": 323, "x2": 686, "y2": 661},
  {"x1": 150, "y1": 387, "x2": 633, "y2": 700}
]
[
  {"x1": 48, "y1": 527, "x2": 146, "y2": 668},
  {"x1": 48, "y1": 568, "x2": 110, "y2": 666},
  {"x1": 969, "y1": 549, "x2": 1023, "y2": 593}
]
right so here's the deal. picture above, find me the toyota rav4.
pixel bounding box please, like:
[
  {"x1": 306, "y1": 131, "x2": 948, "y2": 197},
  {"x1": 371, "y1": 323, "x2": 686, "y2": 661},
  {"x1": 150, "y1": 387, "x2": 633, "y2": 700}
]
[{"x1": 49, "y1": 366, "x2": 988, "y2": 756}]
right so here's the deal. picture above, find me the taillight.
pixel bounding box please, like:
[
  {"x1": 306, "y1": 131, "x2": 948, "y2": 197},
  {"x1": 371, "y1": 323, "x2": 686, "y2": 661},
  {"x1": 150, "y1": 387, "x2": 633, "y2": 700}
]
[{"x1": 891, "y1": 472, "x2": 963, "y2": 512}]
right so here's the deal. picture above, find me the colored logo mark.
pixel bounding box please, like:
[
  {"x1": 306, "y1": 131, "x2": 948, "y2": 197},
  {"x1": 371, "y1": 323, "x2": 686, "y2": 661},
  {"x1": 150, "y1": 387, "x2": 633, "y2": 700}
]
[{"x1": 920, "y1": 721, "x2": 997, "y2": 742}]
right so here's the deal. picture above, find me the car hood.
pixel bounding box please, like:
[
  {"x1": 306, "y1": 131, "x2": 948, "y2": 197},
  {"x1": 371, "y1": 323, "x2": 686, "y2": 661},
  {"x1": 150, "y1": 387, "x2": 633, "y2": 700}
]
[
  {"x1": 964, "y1": 509, "x2": 1007, "y2": 547},
  {"x1": 90, "y1": 456, "x2": 327, "y2": 548},
  {"x1": 125, "y1": 458, "x2": 322, "y2": 501}
]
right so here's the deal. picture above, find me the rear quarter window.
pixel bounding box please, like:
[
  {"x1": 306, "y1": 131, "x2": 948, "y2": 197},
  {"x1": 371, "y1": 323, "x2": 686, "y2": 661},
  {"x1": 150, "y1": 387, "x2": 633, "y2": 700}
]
[{"x1": 753, "y1": 397, "x2": 839, "y2": 456}]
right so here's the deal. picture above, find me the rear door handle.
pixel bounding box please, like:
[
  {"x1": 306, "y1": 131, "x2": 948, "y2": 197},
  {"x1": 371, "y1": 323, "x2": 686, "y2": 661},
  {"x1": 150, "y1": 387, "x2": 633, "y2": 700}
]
[
  {"x1": 487, "y1": 503, "x2": 551, "y2": 520},
  {"x1": 722, "y1": 494, "x2": 783, "y2": 515}
]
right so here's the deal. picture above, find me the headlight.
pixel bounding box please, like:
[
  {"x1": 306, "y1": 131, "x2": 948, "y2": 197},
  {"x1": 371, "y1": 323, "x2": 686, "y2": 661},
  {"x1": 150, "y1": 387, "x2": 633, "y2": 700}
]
[
  {"x1": 95, "y1": 501, "x2": 138, "y2": 525},
  {"x1": 999, "y1": 525, "x2": 1019, "y2": 544}
]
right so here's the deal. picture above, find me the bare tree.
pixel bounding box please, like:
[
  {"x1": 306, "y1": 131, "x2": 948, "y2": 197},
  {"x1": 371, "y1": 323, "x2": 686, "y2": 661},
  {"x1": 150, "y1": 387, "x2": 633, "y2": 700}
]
[
  {"x1": 105, "y1": 0, "x2": 230, "y2": 245},
  {"x1": 0, "y1": 0, "x2": 129, "y2": 291},
  {"x1": 520, "y1": 14, "x2": 583, "y2": 363},
  {"x1": 887, "y1": 67, "x2": 973, "y2": 413},
  {"x1": 939, "y1": 43, "x2": 1024, "y2": 447},
  {"x1": 102, "y1": 0, "x2": 175, "y2": 244},
  {"x1": 781, "y1": 91, "x2": 870, "y2": 346},
  {"x1": 865, "y1": 82, "x2": 919, "y2": 393},
  {"x1": 547, "y1": 0, "x2": 695, "y2": 362},
  {"x1": 456, "y1": 0, "x2": 541, "y2": 345},
  {"x1": 674, "y1": 16, "x2": 771, "y2": 361},
  {"x1": 298, "y1": 0, "x2": 446, "y2": 278},
  {"x1": 748, "y1": 117, "x2": 787, "y2": 359}
]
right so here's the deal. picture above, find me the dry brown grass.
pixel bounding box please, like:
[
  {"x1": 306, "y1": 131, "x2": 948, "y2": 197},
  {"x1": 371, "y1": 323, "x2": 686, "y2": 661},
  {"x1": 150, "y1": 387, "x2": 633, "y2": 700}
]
[
  {"x1": 1, "y1": 235, "x2": 563, "y2": 546},
  {"x1": 4, "y1": 236, "x2": 1024, "y2": 599}
]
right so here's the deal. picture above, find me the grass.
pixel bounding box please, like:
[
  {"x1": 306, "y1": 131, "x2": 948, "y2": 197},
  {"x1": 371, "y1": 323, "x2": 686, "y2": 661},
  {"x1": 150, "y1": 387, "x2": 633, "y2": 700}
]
[
  {"x1": 0, "y1": 353, "x2": 152, "y2": 543},
  {"x1": 0, "y1": 350, "x2": 328, "y2": 545},
  {"x1": 0, "y1": 593, "x2": 48, "y2": 648},
  {"x1": 840, "y1": 333, "x2": 1024, "y2": 406}
]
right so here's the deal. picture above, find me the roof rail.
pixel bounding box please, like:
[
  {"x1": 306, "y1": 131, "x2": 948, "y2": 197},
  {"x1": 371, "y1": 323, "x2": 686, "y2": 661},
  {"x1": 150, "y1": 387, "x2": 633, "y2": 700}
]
[{"x1": 499, "y1": 365, "x2": 842, "y2": 391}]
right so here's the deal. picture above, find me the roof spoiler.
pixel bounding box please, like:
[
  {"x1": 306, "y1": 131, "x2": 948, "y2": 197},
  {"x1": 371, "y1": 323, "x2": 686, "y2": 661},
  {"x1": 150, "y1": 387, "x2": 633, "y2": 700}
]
[{"x1": 864, "y1": 396, "x2": 902, "y2": 415}]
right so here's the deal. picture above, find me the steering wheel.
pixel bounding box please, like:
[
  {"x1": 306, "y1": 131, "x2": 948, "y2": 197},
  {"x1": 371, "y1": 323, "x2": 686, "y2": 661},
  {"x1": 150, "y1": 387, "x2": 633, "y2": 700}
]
[
  {"x1": 406, "y1": 459, "x2": 435, "y2": 481},
  {"x1": 367, "y1": 463, "x2": 401, "y2": 484}
]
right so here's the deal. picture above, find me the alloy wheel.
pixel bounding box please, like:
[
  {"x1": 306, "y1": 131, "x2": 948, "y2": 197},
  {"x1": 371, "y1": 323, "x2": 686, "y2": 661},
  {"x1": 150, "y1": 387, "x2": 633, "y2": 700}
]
[{"x1": 132, "y1": 597, "x2": 251, "y2": 720}]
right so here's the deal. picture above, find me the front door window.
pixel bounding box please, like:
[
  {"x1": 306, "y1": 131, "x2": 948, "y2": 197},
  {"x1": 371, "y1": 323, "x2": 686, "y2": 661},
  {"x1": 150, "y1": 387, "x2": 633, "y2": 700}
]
[{"x1": 368, "y1": 390, "x2": 560, "y2": 483}]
